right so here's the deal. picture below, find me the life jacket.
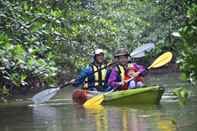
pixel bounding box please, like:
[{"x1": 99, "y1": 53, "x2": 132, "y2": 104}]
[
  {"x1": 116, "y1": 63, "x2": 133, "y2": 81},
  {"x1": 116, "y1": 64, "x2": 129, "y2": 90},
  {"x1": 128, "y1": 64, "x2": 144, "y2": 82},
  {"x1": 116, "y1": 64, "x2": 144, "y2": 90},
  {"x1": 83, "y1": 64, "x2": 108, "y2": 90},
  {"x1": 116, "y1": 65, "x2": 126, "y2": 81}
]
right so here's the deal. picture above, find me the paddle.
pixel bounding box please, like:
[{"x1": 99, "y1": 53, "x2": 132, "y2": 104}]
[
  {"x1": 32, "y1": 44, "x2": 156, "y2": 104},
  {"x1": 32, "y1": 63, "x2": 115, "y2": 104},
  {"x1": 83, "y1": 51, "x2": 173, "y2": 108},
  {"x1": 147, "y1": 51, "x2": 173, "y2": 69},
  {"x1": 130, "y1": 43, "x2": 155, "y2": 58}
]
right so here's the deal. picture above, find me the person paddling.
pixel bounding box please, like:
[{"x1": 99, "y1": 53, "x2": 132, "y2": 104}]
[
  {"x1": 69, "y1": 49, "x2": 111, "y2": 104},
  {"x1": 108, "y1": 48, "x2": 145, "y2": 90}
]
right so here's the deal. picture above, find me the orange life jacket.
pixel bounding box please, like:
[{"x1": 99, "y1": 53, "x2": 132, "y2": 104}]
[
  {"x1": 127, "y1": 64, "x2": 144, "y2": 82},
  {"x1": 118, "y1": 64, "x2": 144, "y2": 90}
]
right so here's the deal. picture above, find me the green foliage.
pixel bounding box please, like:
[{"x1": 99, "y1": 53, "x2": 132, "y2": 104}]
[
  {"x1": 0, "y1": 33, "x2": 57, "y2": 93},
  {"x1": 0, "y1": 0, "x2": 196, "y2": 96},
  {"x1": 175, "y1": 4, "x2": 197, "y2": 84},
  {"x1": 173, "y1": 87, "x2": 190, "y2": 106}
]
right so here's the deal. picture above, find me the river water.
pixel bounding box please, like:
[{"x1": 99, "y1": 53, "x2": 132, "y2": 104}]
[{"x1": 0, "y1": 73, "x2": 197, "y2": 131}]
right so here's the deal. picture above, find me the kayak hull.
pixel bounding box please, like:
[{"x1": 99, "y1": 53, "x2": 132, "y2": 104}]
[
  {"x1": 103, "y1": 86, "x2": 164, "y2": 105},
  {"x1": 72, "y1": 86, "x2": 164, "y2": 105}
]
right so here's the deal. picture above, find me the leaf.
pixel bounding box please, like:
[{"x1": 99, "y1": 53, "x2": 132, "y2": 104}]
[
  {"x1": 13, "y1": 44, "x2": 25, "y2": 59},
  {"x1": 179, "y1": 73, "x2": 187, "y2": 81}
]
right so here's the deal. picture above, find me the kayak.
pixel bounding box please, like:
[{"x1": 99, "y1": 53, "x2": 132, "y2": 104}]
[
  {"x1": 72, "y1": 85, "x2": 164, "y2": 105},
  {"x1": 103, "y1": 86, "x2": 164, "y2": 105}
]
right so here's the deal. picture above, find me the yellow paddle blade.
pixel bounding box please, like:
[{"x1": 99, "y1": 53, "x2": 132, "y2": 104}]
[
  {"x1": 84, "y1": 104, "x2": 104, "y2": 112},
  {"x1": 83, "y1": 95, "x2": 104, "y2": 108},
  {"x1": 148, "y1": 52, "x2": 173, "y2": 69}
]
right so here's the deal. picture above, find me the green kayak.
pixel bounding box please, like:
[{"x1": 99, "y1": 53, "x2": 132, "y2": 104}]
[
  {"x1": 103, "y1": 86, "x2": 164, "y2": 105},
  {"x1": 72, "y1": 85, "x2": 164, "y2": 105}
]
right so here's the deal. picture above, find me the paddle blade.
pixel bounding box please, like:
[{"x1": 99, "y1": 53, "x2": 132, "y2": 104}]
[
  {"x1": 130, "y1": 43, "x2": 155, "y2": 58},
  {"x1": 83, "y1": 95, "x2": 104, "y2": 108},
  {"x1": 32, "y1": 88, "x2": 60, "y2": 104},
  {"x1": 131, "y1": 52, "x2": 145, "y2": 58},
  {"x1": 148, "y1": 52, "x2": 173, "y2": 69}
]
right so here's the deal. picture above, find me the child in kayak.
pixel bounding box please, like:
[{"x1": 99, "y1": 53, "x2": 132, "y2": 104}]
[{"x1": 123, "y1": 64, "x2": 145, "y2": 89}]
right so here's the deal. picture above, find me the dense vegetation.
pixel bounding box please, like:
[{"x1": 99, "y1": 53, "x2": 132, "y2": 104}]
[
  {"x1": 176, "y1": 4, "x2": 197, "y2": 85},
  {"x1": 0, "y1": 0, "x2": 196, "y2": 96}
]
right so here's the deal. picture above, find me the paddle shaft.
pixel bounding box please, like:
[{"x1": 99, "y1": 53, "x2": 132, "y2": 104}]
[{"x1": 60, "y1": 62, "x2": 116, "y2": 89}]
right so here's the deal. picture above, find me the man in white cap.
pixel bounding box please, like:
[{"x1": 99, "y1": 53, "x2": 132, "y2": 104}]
[
  {"x1": 69, "y1": 49, "x2": 112, "y2": 104},
  {"x1": 70, "y1": 49, "x2": 111, "y2": 90}
]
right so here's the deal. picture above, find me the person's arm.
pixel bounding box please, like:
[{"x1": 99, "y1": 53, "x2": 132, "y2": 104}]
[
  {"x1": 70, "y1": 66, "x2": 92, "y2": 87},
  {"x1": 133, "y1": 63, "x2": 146, "y2": 76},
  {"x1": 108, "y1": 68, "x2": 123, "y2": 89}
]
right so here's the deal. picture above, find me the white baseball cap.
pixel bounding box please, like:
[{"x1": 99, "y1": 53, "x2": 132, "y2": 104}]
[{"x1": 94, "y1": 49, "x2": 104, "y2": 55}]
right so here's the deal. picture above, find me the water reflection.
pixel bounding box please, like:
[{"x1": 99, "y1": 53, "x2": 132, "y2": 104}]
[
  {"x1": 1, "y1": 97, "x2": 196, "y2": 131},
  {"x1": 32, "y1": 105, "x2": 62, "y2": 131},
  {"x1": 157, "y1": 119, "x2": 176, "y2": 131},
  {"x1": 84, "y1": 105, "x2": 177, "y2": 131},
  {"x1": 30, "y1": 104, "x2": 178, "y2": 131},
  {"x1": 1, "y1": 73, "x2": 197, "y2": 131}
]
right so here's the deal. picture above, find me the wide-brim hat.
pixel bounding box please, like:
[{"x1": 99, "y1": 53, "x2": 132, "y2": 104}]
[{"x1": 114, "y1": 48, "x2": 129, "y2": 57}]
